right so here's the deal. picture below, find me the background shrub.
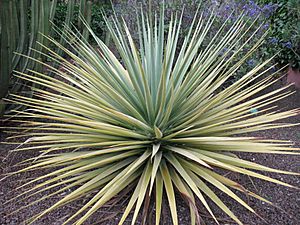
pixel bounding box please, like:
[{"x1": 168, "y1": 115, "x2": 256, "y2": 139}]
[
  {"x1": 258, "y1": 0, "x2": 300, "y2": 69},
  {"x1": 53, "y1": 0, "x2": 111, "y2": 42}
]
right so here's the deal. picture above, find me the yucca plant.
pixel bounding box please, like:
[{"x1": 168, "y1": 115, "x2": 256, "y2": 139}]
[{"x1": 4, "y1": 4, "x2": 299, "y2": 225}]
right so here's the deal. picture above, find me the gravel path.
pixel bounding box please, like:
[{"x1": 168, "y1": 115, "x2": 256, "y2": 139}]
[{"x1": 0, "y1": 79, "x2": 299, "y2": 225}]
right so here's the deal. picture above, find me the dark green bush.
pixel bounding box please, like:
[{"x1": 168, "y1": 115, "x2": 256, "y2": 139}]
[
  {"x1": 258, "y1": 0, "x2": 300, "y2": 68},
  {"x1": 53, "y1": 1, "x2": 111, "y2": 41}
]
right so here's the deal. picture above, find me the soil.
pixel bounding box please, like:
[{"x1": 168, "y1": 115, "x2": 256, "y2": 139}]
[{"x1": 0, "y1": 78, "x2": 299, "y2": 225}]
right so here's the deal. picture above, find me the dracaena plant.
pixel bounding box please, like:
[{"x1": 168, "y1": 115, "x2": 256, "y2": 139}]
[{"x1": 5, "y1": 4, "x2": 299, "y2": 225}]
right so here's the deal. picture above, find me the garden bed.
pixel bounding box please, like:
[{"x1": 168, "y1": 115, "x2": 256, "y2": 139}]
[{"x1": 0, "y1": 78, "x2": 299, "y2": 225}]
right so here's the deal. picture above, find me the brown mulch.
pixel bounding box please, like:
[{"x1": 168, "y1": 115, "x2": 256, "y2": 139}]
[{"x1": 0, "y1": 78, "x2": 299, "y2": 225}]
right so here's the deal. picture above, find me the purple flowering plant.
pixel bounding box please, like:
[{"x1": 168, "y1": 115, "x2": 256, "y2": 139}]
[
  {"x1": 261, "y1": 0, "x2": 300, "y2": 69},
  {"x1": 203, "y1": 0, "x2": 279, "y2": 83}
]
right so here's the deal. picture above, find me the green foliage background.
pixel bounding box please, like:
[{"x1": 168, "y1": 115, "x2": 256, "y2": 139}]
[
  {"x1": 53, "y1": 1, "x2": 111, "y2": 42},
  {"x1": 259, "y1": 0, "x2": 300, "y2": 68}
]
